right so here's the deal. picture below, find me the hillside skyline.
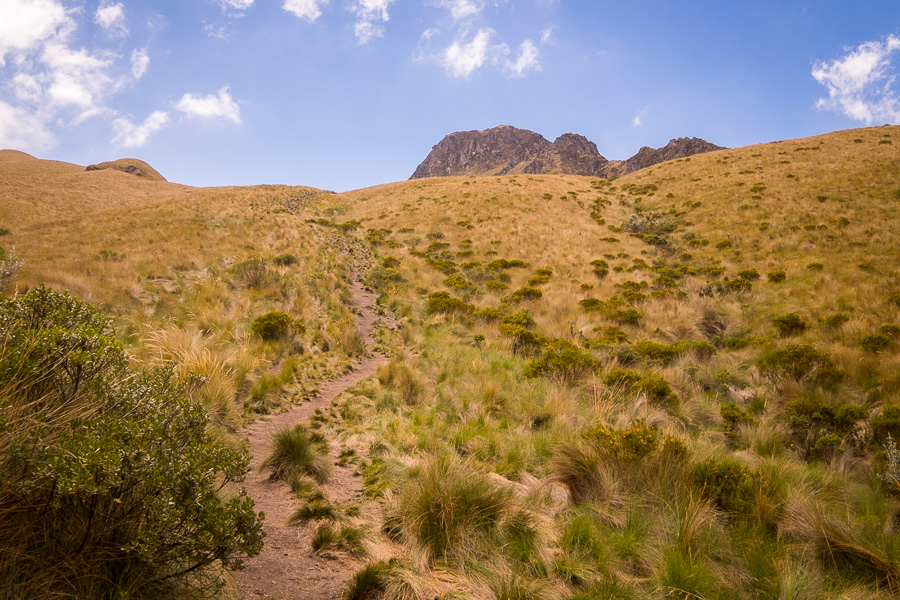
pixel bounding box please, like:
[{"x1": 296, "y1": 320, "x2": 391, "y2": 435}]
[{"x1": 1, "y1": 0, "x2": 899, "y2": 191}]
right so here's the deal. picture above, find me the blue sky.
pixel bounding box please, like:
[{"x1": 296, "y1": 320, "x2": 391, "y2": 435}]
[{"x1": 1, "y1": 1, "x2": 899, "y2": 191}]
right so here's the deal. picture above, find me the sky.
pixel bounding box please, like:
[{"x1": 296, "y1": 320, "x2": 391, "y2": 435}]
[{"x1": 1, "y1": 1, "x2": 899, "y2": 191}]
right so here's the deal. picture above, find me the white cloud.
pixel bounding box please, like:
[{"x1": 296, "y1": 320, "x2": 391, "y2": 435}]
[
  {"x1": 632, "y1": 106, "x2": 648, "y2": 127},
  {"x1": 812, "y1": 35, "x2": 900, "y2": 124},
  {"x1": 540, "y1": 27, "x2": 553, "y2": 45},
  {"x1": 504, "y1": 39, "x2": 540, "y2": 77},
  {"x1": 112, "y1": 110, "x2": 169, "y2": 148},
  {"x1": 441, "y1": 0, "x2": 482, "y2": 21},
  {"x1": 175, "y1": 86, "x2": 242, "y2": 124},
  {"x1": 131, "y1": 48, "x2": 149, "y2": 80},
  {"x1": 0, "y1": 0, "x2": 68, "y2": 66},
  {"x1": 283, "y1": 0, "x2": 328, "y2": 22},
  {"x1": 421, "y1": 27, "x2": 440, "y2": 41},
  {"x1": 443, "y1": 28, "x2": 492, "y2": 78},
  {"x1": 353, "y1": 0, "x2": 396, "y2": 44},
  {"x1": 217, "y1": 0, "x2": 255, "y2": 12},
  {"x1": 41, "y1": 41, "x2": 113, "y2": 115},
  {"x1": 0, "y1": 100, "x2": 54, "y2": 151},
  {"x1": 94, "y1": 2, "x2": 127, "y2": 36}
]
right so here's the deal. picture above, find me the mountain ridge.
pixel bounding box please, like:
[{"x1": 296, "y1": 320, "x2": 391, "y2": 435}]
[{"x1": 410, "y1": 125, "x2": 724, "y2": 179}]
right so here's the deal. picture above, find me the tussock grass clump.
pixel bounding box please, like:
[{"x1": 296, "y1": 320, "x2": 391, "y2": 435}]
[
  {"x1": 261, "y1": 424, "x2": 331, "y2": 483},
  {"x1": 388, "y1": 453, "x2": 514, "y2": 563}
]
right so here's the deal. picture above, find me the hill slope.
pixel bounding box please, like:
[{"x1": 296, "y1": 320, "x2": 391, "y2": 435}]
[
  {"x1": 410, "y1": 124, "x2": 723, "y2": 178},
  {"x1": 3, "y1": 126, "x2": 900, "y2": 600}
]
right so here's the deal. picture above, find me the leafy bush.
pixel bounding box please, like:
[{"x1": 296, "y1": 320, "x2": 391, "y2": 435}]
[
  {"x1": 822, "y1": 313, "x2": 850, "y2": 328},
  {"x1": 426, "y1": 291, "x2": 474, "y2": 315},
  {"x1": 860, "y1": 333, "x2": 892, "y2": 353},
  {"x1": 873, "y1": 408, "x2": 900, "y2": 445},
  {"x1": 692, "y1": 458, "x2": 755, "y2": 514},
  {"x1": 588, "y1": 420, "x2": 660, "y2": 461},
  {"x1": 443, "y1": 273, "x2": 470, "y2": 291},
  {"x1": 736, "y1": 268, "x2": 760, "y2": 280},
  {"x1": 758, "y1": 344, "x2": 843, "y2": 387},
  {"x1": 0, "y1": 285, "x2": 263, "y2": 598},
  {"x1": 507, "y1": 286, "x2": 543, "y2": 303},
  {"x1": 251, "y1": 311, "x2": 303, "y2": 340},
  {"x1": 782, "y1": 396, "x2": 867, "y2": 459},
  {"x1": 485, "y1": 280, "x2": 510, "y2": 292},
  {"x1": 772, "y1": 312, "x2": 809, "y2": 337},
  {"x1": 272, "y1": 252, "x2": 298, "y2": 266},
  {"x1": 604, "y1": 369, "x2": 678, "y2": 406},
  {"x1": 767, "y1": 270, "x2": 787, "y2": 283},
  {"x1": 474, "y1": 306, "x2": 502, "y2": 321},
  {"x1": 525, "y1": 339, "x2": 595, "y2": 382},
  {"x1": 720, "y1": 402, "x2": 753, "y2": 434},
  {"x1": 889, "y1": 293, "x2": 900, "y2": 307}
]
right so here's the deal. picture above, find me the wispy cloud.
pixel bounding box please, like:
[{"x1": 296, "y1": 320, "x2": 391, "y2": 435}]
[
  {"x1": 217, "y1": 0, "x2": 255, "y2": 15},
  {"x1": 282, "y1": 0, "x2": 328, "y2": 23},
  {"x1": 175, "y1": 86, "x2": 242, "y2": 124},
  {"x1": 503, "y1": 39, "x2": 541, "y2": 78},
  {"x1": 632, "y1": 106, "x2": 648, "y2": 127},
  {"x1": 95, "y1": 2, "x2": 127, "y2": 36},
  {"x1": 443, "y1": 28, "x2": 492, "y2": 78},
  {"x1": 353, "y1": 0, "x2": 396, "y2": 44},
  {"x1": 812, "y1": 35, "x2": 900, "y2": 124},
  {"x1": 131, "y1": 48, "x2": 149, "y2": 80},
  {"x1": 441, "y1": 0, "x2": 483, "y2": 21},
  {"x1": 112, "y1": 110, "x2": 169, "y2": 148},
  {"x1": 0, "y1": 100, "x2": 54, "y2": 151}
]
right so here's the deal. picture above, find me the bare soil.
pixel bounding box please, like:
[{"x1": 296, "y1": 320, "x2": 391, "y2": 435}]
[{"x1": 234, "y1": 271, "x2": 387, "y2": 600}]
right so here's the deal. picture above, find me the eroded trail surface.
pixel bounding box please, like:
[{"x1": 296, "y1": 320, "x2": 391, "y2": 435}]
[{"x1": 235, "y1": 270, "x2": 386, "y2": 600}]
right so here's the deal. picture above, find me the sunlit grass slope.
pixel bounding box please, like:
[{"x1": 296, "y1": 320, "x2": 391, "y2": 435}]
[
  {"x1": 318, "y1": 126, "x2": 900, "y2": 599},
  {"x1": 0, "y1": 151, "x2": 370, "y2": 438}
]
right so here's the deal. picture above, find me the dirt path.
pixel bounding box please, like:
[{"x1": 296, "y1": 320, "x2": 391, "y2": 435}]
[{"x1": 234, "y1": 269, "x2": 387, "y2": 600}]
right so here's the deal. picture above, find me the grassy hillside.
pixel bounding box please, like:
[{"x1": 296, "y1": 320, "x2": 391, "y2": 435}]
[{"x1": 2, "y1": 125, "x2": 900, "y2": 599}]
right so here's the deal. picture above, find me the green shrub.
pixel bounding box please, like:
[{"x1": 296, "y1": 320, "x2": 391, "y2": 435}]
[
  {"x1": 260, "y1": 424, "x2": 331, "y2": 483},
  {"x1": 860, "y1": 333, "x2": 892, "y2": 353},
  {"x1": 716, "y1": 240, "x2": 733, "y2": 249},
  {"x1": 579, "y1": 298, "x2": 603, "y2": 311},
  {"x1": 723, "y1": 278, "x2": 753, "y2": 293},
  {"x1": 501, "y1": 311, "x2": 536, "y2": 329},
  {"x1": 783, "y1": 396, "x2": 867, "y2": 459},
  {"x1": 692, "y1": 458, "x2": 755, "y2": 514},
  {"x1": 872, "y1": 407, "x2": 900, "y2": 444},
  {"x1": 474, "y1": 306, "x2": 502, "y2": 321},
  {"x1": 736, "y1": 268, "x2": 760, "y2": 280},
  {"x1": 720, "y1": 402, "x2": 753, "y2": 433},
  {"x1": 272, "y1": 252, "x2": 298, "y2": 266},
  {"x1": 772, "y1": 312, "x2": 808, "y2": 337},
  {"x1": 232, "y1": 258, "x2": 268, "y2": 287},
  {"x1": 758, "y1": 344, "x2": 843, "y2": 387},
  {"x1": 507, "y1": 286, "x2": 543, "y2": 303},
  {"x1": 0, "y1": 285, "x2": 263, "y2": 598},
  {"x1": 588, "y1": 420, "x2": 659, "y2": 461},
  {"x1": 767, "y1": 270, "x2": 787, "y2": 283},
  {"x1": 525, "y1": 339, "x2": 595, "y2": 382},
  {"x1": 443, "y1": 273, "x2": 470, "y2": 291},
  {"x1": 890, "y1": 293, "x2": 900, "y2": 307},
  {"x1": 380, "y1": 255, "x2": 401, "y2": 268},
  {"x1": 880, "y1": 324, "x2": 900, "y2": 338},
  {"x1": 821, "y1": 313, "x2": 850, "y2": 328},
  {"x1": 499, "y1": 324, "x2": 545, "y2": 356},
  {"x1": 426, "y1": 291, "x2": 474, "y2": 315},
  {"x1": 604, "y1": 369, "x2": 678, "y2": 406},
  {"x1": 367, "y1": 266, "x2": 406, "y2": 288},
  {"x1": 807, "y1": 262, "x2": 824, "y2": 271},
  {"x1": 486, "y1": 280, "x2": 510, "y2": 292},
  {"x1": 251, "y1": 311, "x2": 302, "y2": 340}
]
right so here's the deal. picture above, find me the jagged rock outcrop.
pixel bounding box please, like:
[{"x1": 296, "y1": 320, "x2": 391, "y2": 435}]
[
  {"x1": 85, "y1": 158, "x2": 167, "y2": 182},
  {"x1": 410, "y1": 126, "x2": 723, "y2": 179}
]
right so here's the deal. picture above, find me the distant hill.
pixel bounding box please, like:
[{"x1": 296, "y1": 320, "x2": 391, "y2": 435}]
[
  {"x1": 409, "y1": 125, "x2": 723, "y2": 179},
  {"x1": 85, "y1": 158, "x2": 167, "y2": 182}
]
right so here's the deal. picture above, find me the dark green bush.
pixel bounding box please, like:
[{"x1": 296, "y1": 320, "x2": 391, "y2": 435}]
[
  {"x1": 0, "y1": 285, "x2": 263, "y2": 598},
  {"x1": 872, "y1": 407, "x2": 900, "y2": 444},
  {"x1": 860, "y1": 333, "x2": 892, "y2": 353},
  {"x1": 426, "y1": 291, "x2": 474, "y2": 315},
  {"x1": 821, "y1": 313, "x2": 850, "y2": 328},
  {"x1": 692, "y1": 458, "x2": 755, "y2": 514},
  {"x1": 525, "y1": 339, "x2": 595, "y2": 382},
  {"x1": 767, "y1": 270, "x2": 787, "y2": 283},
  {"x1": 251, "y1": 311, "x2": 302, "y2": 340},
  {"x1": 380, "y1": 255, "x2": 401, "y2": 268},
  {"x1": 758, "y1": 344, "x2": 843, "y2": 387},
  {"x1": 507, "y1": 287, "x2": 543, "y2": 303},
  {"x1": 272, "y1": 253, "x2": 298, "y2": 266},
  {"x1": 772, "y1": 312, "x2": 808, "y2": 337},
  {"x1": 782, "y1": 396, "x2": 867, "y2": 459}
]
